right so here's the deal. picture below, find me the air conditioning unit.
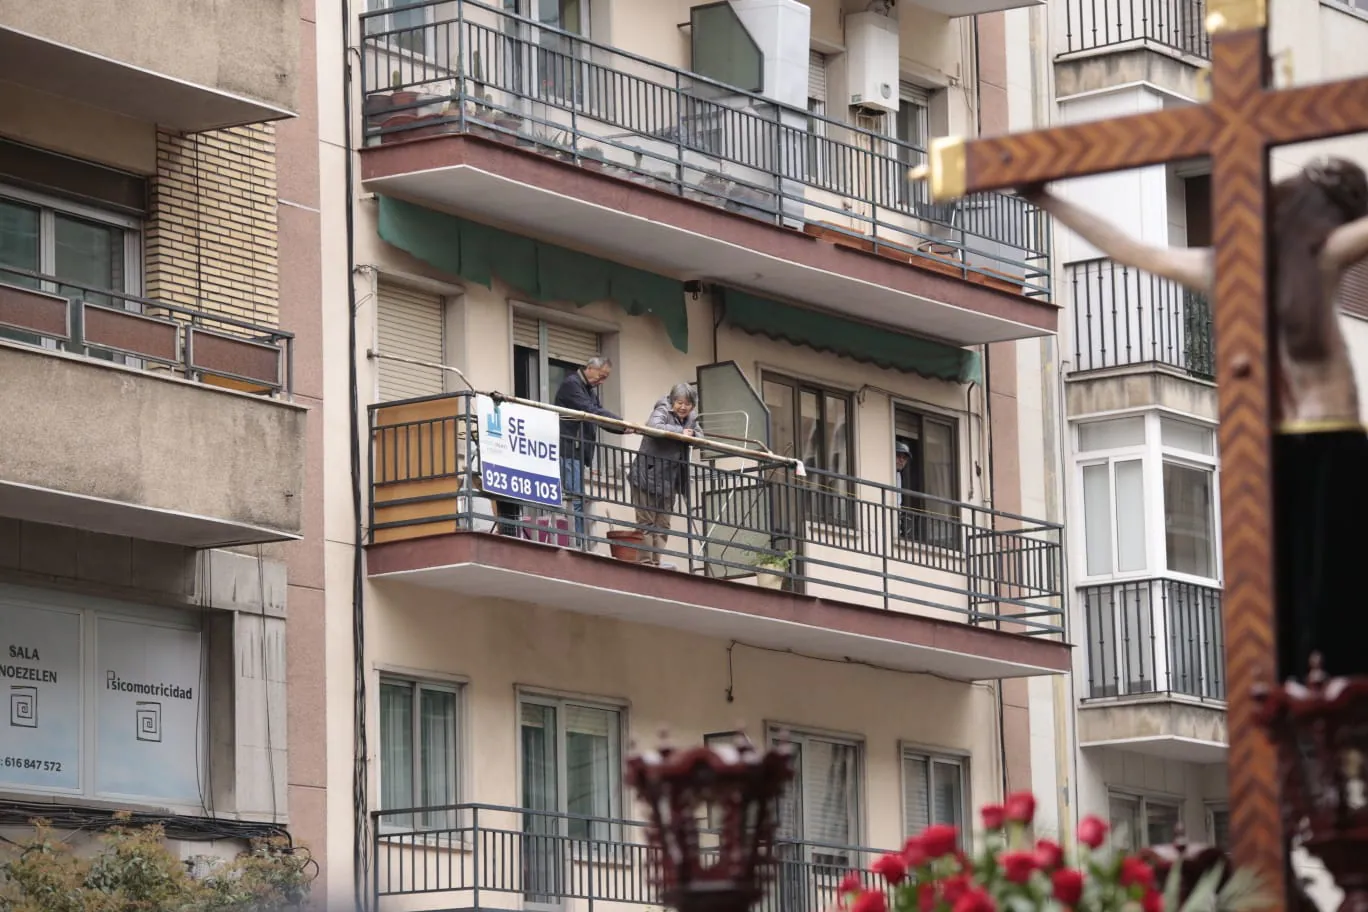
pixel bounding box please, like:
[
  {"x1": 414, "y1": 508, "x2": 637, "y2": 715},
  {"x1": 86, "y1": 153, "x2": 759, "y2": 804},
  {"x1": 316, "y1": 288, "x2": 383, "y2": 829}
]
[{"x1": 845, "y1": 11, "x2": 900, "y2": 114}]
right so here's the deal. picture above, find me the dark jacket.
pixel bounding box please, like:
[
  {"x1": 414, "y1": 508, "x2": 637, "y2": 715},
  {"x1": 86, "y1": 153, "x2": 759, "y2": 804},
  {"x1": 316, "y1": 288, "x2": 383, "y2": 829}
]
[
  {"x1": 554, "y1": 369, "x2": 622, "y2": 468},
  {"x1": 628, "y1": 397, "x2": 700, "y2": 500}
]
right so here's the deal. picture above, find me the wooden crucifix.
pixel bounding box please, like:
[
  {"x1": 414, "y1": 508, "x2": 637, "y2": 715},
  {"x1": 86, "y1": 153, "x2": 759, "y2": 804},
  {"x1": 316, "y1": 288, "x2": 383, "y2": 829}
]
[{"x1": 909, "y1": 0, "x2": 1368, "y2": 899}]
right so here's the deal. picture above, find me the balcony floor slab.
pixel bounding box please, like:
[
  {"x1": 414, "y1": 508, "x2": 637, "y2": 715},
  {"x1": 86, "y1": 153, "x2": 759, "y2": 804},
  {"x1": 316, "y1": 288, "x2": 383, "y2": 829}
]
[
  {"x1": 360, "y1": 136, "x2": 1058, "y2": 347},
  {"x1": 366, "y1": 532, "x2": 1072, "y2": 683}
]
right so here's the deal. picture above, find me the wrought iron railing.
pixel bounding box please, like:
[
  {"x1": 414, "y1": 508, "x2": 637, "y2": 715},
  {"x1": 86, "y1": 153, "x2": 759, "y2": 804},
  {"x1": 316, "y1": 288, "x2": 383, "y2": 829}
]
[
  {"x1": 0, "y1": 264, "x2": 293, "y2": 396},
  {"x1": 373, "y1": 803, "x2": 899, "y2": 912},
  {"x1": 368, "y1": 391, "x2": 1065, "y2": 635},
  {"x1": 1080, "y1": 577, "x2": 1225, "y2": 701},
  {"x1": 358, "y1": 0, "x2": 1052, "y2": 299},
  {"x1": 1068, "y1": 258, "x2": 1214, "y2": 379},
  {"x1": 1061, "y1": 0, "x2": 1210, "y2": 58}
]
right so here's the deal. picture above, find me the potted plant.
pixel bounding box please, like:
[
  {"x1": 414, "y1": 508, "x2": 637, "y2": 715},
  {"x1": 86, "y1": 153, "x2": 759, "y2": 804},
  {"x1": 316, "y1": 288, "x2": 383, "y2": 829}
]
[
  {"x1": 841, "y1": 793, "x2": 1270, "y2": 912},
  {"x1": 752, "y1": 550, "x2": 794, "y2": 589},
  {"x1": 579, "y1": 144, "x2": 607, "y2": 172}
]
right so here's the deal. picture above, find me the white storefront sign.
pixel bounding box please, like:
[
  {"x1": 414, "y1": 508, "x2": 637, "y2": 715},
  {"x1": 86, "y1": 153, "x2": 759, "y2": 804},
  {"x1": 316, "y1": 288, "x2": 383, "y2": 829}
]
[
  {"x1": 95, "y1": 617, "x2": 204, "y2": 803},
  {"x1": 0, "y1": 603, "x2": 82, "y2": 791},
  {"x1": 475, "y1": 394, "x2": 563, "y2": 508}
]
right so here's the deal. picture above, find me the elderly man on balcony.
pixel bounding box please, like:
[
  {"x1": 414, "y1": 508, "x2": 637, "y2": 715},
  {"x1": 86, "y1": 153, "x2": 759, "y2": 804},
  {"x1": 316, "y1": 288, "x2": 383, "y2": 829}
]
[{"x1": 554, "y1": 356, "x2": 628, "y2": 546}]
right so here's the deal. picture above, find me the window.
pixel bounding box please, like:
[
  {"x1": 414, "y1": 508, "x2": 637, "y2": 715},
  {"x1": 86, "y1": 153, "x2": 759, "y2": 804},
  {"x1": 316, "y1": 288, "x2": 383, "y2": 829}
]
[
  {"x1": 1325, "y1": 0, "x2": 1368, "y2": 12},
  {"x1": 0, "y1": 185, "x2": 140, "y2": 354},
  {"x1": 1108, "y1": 793, "x2": 1182, "y2": 851},
  {"x1": 1078, "y1": 417, "x2": 1149, "y2": 577},
  {"x1": 527, "y1": 0, "x2": 590, "y2": 105},
  {"x1": 1207, "y1": 804, "x2": 1230, "y2": 849},
  {"x1": 379, "y1": 677, "x2": 461, "y2": 830},
  {"x1": 806, "y1": 51, "x2": 829, "y2": 183},
  {"x1": 513, "y1": 313, "x2": 601, "y2": 404},
  {"x1": 893, "y1": 83, "x2": 930, "y2": 208},
  {"x1": 771, "y1": 728, "x2": 862, "y2": 855},
  {"x1": 895, "y1": 406, "x2": 960, "y2": 549},
  {"x1": 763, "y1": 373, "x2": 855, "y2": 524},
  {"x1": 519, "y1": 696, "x2": 622, "y2": 842},
  {"x1": 366, "y1": 0, "x2": 428, "y2": 55},
  {"x1": 901, "y1": 748, "x2": 966, "y2": 839},
  {"x1": 0, "y1": 586, "x2": 205, "y2": 809}
]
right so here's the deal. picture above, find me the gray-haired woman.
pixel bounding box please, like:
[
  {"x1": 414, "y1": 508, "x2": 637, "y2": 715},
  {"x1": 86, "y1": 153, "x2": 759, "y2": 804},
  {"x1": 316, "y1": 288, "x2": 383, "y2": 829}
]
[{"x1": 627, "y1": 383, "x2": 699, "y2": 564}]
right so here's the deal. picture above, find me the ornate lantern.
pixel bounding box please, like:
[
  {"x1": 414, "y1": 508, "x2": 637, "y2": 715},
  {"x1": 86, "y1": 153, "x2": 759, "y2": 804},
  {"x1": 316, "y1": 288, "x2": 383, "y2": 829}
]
[
  {"x1": 626, "y1": 734, "x2": 795, "y2": 912},
  {"x1": 1254, "y1": 654, "x2": 1368, "y2": 912}
]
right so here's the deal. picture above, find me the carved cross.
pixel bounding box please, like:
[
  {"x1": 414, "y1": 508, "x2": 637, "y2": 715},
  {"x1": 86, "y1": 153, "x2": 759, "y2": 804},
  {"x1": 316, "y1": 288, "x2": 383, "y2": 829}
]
[{"x1": 911, "y1": 0, "x2": 1368, "y2": 896}]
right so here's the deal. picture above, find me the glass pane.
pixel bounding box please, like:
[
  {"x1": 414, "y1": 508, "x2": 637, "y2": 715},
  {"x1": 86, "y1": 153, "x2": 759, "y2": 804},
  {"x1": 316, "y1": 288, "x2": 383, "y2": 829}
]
[
  {"x1": 799, "y1": 390, "x2": 822, "y2": 468},
  {"x1": 823, "y1": 395, "x2": 850, "y2": 476},
  {"x1": 1209, "y1": 808, "x2": 1230, "y2": 849},
  {"x1": 902, "y1": 754, "x2": 929, "y2": 836},
  {"x1": 802, "y1": 738, "x2": 857, "y2": 848},
  {"x1": 1114, "y1": 459, "x2": 1147, "y2": 572},
  {"x1": 1146, "y1": 802, "x2": 1181, "y2": 846},
  {"x1": 1160, "y1": 417, "x2": 1215, "y2": 456},
  {"x1": 379, "y1": 683, "x2": 415, "y2": 823},
  {"x1": 1082, "y1": 463, "x2": 1113, "y2": 576},
  {"x1": 930, "y1": 760, "x2": 962, "y2": 829},
  {"x1": 1109, "y1": 795, "x2": 1140, "y2": 851},
  {"x1": 690, "y1": 2, "x2": 763, "y2": 92},
  {"x1": 1164, "y1": 463, "x2": 1216, "y2": 578},
  {"x1": 419, "y1": 688, "x2": 458, "y2": 828},
  {"x1": 0, "y1": 198, "x2": 42, "y2": 346},
  {"x1": 54, "y1": 213, "x2": 125, "y2": 310},
  {"x1": 514, "y1": 346, "x2": 540, "y2": 400},
  {"x1": 565, "y1": 705, "x2": 617, "y2": 841},
  {"x1": 1078, "y1": 417, "x2": 1146, "y2": 451},
  {"x1": 764, "y1": 380, "x2": 796, "y2": 458},
  {"x1": 520, "y1": 702, "x2": 561, "y2": 902}
]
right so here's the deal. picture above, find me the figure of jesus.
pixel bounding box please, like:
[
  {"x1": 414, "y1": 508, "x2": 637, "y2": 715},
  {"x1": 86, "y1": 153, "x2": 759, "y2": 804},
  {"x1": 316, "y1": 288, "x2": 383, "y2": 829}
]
[{"x1": 1022, "y1": 159, "x2": 1368, "y2": 681}]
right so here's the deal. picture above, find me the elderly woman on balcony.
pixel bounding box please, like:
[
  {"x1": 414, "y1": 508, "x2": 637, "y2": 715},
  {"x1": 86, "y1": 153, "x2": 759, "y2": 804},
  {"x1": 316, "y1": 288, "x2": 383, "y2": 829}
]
[{"x1": 627, "y1": 383, "x2": 699, "y2": 566}]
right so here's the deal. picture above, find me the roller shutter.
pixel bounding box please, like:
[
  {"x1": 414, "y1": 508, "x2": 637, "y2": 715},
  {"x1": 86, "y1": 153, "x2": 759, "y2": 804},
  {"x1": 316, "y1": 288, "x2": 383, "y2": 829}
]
[
  {"x1": 1342, "y1": 261, "x2": 1368, "y2": 320},
  {"x1": 808, "y1": 50, "x2": 827, "y2": 103},
  {"x1": 377, "y1": 281, "x2": 445, "y2": 401}
]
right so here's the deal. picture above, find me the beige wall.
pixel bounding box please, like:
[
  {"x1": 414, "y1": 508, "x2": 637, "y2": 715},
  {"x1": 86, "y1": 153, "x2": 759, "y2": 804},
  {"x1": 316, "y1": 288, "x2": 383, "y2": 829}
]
[
  {"x1": 0, "y1": 0, "x2": 299, "y2": 111},
  {"x1": 0, "y1": 82, "x2": 156, "y2": 175}
]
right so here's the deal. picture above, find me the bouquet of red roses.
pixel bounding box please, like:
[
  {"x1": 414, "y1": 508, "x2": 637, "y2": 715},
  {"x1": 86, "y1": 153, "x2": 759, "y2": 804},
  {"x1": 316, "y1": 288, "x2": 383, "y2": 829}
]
[{"x1": 838, "y1": 792, "x2": 1268, "y2": 912}]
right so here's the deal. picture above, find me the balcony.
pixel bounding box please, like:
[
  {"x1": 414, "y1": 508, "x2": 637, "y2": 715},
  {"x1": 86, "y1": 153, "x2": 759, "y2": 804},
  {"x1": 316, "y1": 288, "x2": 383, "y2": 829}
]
[
  {"x1": 374, "y1": 803, "x2": 897, "y2": 912},
  {"x1": 1060, "y1": 0, "x2": 1210, "y2": 59},
  {"x1": 1067, "y1": 258, "x2": 1214, "y2": 377},
  {"x1": 1077, "y1": 577, "x2": 1227, "y2": 763},
  {"x1": 0, "y1": 266, "x2": 305, "y2": 547},
  {"x1": 365, "y1": 392, "x2": 1069, "y2": 683},
  {"x1": 357, "y1": 0, "x2": 1057, "y2": 347},
  {"x1": 0, "y1": 0, "x2": 297, "y2": 131}
]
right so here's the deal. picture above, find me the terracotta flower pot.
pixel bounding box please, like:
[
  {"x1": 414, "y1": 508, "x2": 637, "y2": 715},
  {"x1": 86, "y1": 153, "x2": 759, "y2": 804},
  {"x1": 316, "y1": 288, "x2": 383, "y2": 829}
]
[{"x1": 606, "y1": 530, "x2": 645, "y2": 562}]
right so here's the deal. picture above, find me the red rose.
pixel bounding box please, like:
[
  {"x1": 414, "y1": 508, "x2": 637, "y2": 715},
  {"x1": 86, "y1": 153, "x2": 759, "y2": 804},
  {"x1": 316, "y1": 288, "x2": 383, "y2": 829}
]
[
  {"x1": 1077, "y1": 815, "x2": 1109, "y2": 850},
  {"x1": 1119, "y1": 857, "x2": 1156, "y2": 891},
  {"x1": 852, "y1": 891, "x2": 888, "y2": 912},
  {"x1": 1004, "y1": 792, "x2": 1037, "y2": 825},
  {"x1": 1051, "y1": 868, "x2": 1085, "y2": 906},
  {"x1": 952, "y1": 887, "x2": 996, "y2": 912},
  {"x1": 872, "y1": 852, "x2": 908, "y2": 885},
  {"x1": 917, "y1": 883, "x2": 937, "y2": 912},
  {"x1": 903, "y1": 836, "x2": 928, "y2": 868},
  {"x1": 981, "y1": 804, "x2": 1006, "y2": 830},
  {"x1": 839, "y1": 872, "x2": 864, "y2": 899},
  {"x1": 1000, "y1": 851, "x2": 1038, "y2": 885},
  {"x1": 941, "y1": 874, "x2": 971, "y2": 905},
  {"x1": 920, "y1": 824, "x2": 959, "y2": 859},
  {"x1": 1033, "y1": 839, "x2": 1063, "y2": 871},
  {"x1": 1141, "y1": 889, "x2": 1165, "y2": 912}
]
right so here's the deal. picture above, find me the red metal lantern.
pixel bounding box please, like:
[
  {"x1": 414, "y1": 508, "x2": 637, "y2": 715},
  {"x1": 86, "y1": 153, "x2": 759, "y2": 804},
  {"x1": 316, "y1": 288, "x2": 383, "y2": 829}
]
[
  {"x1": 1254, "y1": 653, "x2": 1368, "y2": 912},
  {"x1": 626, "y1": 734, "x2": 795, "y2": 912}
]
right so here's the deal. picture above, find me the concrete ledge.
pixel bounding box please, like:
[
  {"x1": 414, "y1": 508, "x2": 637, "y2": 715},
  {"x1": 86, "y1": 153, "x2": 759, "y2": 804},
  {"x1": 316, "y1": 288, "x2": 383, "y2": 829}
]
[
  {"x1": 1078, "y1": 696, "x2": 1227, "y2": 763},
  {"x1": 0, "y1": 343, "x2": 306, "y2": 546},
  {"x1": 1066, "y1": 366, "x2": 1218, "y2": 420}
]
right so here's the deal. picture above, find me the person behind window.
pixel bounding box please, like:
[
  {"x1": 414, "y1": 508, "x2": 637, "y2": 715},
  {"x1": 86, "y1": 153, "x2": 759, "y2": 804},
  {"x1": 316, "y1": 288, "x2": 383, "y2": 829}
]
[
  {"x1": 627, "y1": 383, "x2": 699, "y2": 566},
  {"x1": 894, "y1": 441, "x2": 914, "y2": 541},
  {"x1": 553, "y1": 356, "x2": 627, "y2": 545}
]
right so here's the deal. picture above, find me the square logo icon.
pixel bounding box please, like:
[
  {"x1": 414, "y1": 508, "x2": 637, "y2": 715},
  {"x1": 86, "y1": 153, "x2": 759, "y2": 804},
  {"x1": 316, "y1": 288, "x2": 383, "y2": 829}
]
[
  {"x1": 135, "y1": 701, "x2": 162, "y2": 743},
  {"x1": 9, "y1": 686, "x2": 37, "y2": 728}
]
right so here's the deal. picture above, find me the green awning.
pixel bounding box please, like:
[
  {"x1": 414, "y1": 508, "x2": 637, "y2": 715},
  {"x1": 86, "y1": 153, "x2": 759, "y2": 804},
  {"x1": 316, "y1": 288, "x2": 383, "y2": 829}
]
[
  {"x1": 376, "y1": 196, "x2": 690, "y2": 353},
  {"x1": 720, "y1": 288, "x2": 982, "y2": 384}
]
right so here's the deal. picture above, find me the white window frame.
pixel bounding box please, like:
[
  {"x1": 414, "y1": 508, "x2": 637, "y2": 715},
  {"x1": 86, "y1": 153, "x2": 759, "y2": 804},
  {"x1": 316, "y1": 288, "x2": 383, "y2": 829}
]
[
  {"x1": 767, "y1": 723, "x2": 866, "y2": 851},
  {"x1": 0, "y1": 182, "x2": 142, "y2": 299},
  {"x1": 1107, "y1": 790, "x2": 1184, "y2": 850},
  {"x1": 515, "y1": 689, "x2": 626, "y2": 853},
  {"x1": 899, "y1": 743, "x2": 969, "y2": 840},
  {"x1": 0, "y1": 584, "x2": 206, "y2": 814},
  {"x1": 377, "y1": 674, "x2": 464, "y2": 833},
  {"x1": 1322, "y1": 0, "x2": 1368, "y2": 19},
  {"x1": 1206, "y1": 802, "x2": 1229, "y2": 849},
  {"x1": 1073, "y1": 409, "x2": 1222, "y2": 586},
  {"x1": 888, "y1": 82, "x2": 931, "y2": 209},
  {"x1": 364, "y1": 0, "x2": 436, "y2": 63}
]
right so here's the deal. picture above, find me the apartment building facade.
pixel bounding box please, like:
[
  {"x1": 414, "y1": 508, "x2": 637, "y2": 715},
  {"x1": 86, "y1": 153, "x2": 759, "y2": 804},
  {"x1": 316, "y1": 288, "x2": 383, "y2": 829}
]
[
  {"x1": 0, "y1": 0, "x2": 327, "y2": 882},
  {"x1": 317, "y1": 0, "x2": 1072, "y2": 908},
  {"x1": 1036, "y1": 0, "x2": 1368, "y2": 870}
]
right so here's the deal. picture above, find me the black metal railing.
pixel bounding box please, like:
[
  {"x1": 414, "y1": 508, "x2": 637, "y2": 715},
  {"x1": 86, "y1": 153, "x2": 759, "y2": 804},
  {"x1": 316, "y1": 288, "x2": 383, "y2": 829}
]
[
  {"x1": 358, "y1": 0, "x2": 1052, "y2": 299},
  {"x1": 373, "y1": 803, "x2": 898, "y2": 912},
  {"x1": 0, "y1": 264, "x2": 294, "y2": 396},
  {"x1": 1068, "y1": 258, "x2": 1214, "y2": 379},
  {"x1": 1080, "y1": 577, "x2": 1225, "y2": 701},
  {"x1": 1062, "y1": 0, "x2": 1210, "y2": 58},
  {"x1": 368, "y1": 391, "x2": 1065, "y2": 635}
]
